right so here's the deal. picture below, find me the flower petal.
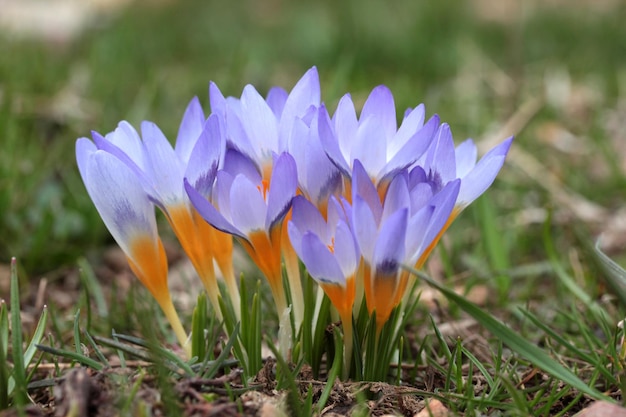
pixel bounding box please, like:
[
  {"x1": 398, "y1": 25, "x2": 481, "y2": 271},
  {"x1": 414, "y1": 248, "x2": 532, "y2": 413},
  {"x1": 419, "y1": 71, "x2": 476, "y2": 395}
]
[
  {"x1": 265, "y1": 152, "x2": 297, "y2": 230},
  {"x1": 175, "y1": 96, "x2": 206, "y2": 163},
  {"x1": 423, "y1": 123, "x2": 457, "y2": 184},
  {"x1": 267, "y1": 87, "x2": 288, "y2": 118},
  {"x1": 290, "y1": 195, "x2": 329, "y2": 244},
  {"x1": 141, "y1": 121, "x2": 185, "y2": 206},
  {"x1": 387, "y1": 104, "x2": 425, "y2": 155},
  {"x1": 230, "y1": 174, "x2": 267, "y2": 234},
  {"x1": 457, "y1": 137, "x2": 512, "y2": 206},
  {"x1": 378, "y1": 114, "x2": 439, "y2": 181},
  {"x1": 455, "y1": 139, "x2": 477, "y2": 178},
  {"x1": 184, "y1": 178, "x2": 246, "y2": 240},
  {"x1": 241, "y1": 84, "x2": 279, "y2": 160},
  {"x1": 185, "y1": 114, "x2": 223, "y2": 198},
  {"x1": 278, "y1": 66, "x2": 320, "y2": 149},
  {"x1": 361, "y1": 85, "x2": 396, "y2": 141},
  {"x1": 300, "y1": 232, "x2": 346, "y2": 285},
  {"x1": 319, "y1": 105, "x2": 351, "y2": 177},
  {"x1": 373, "y1": 208, "x2": 408, "y2": 276},
  {"x1": 352, "y1": 159, "x2": 382, "y2": 223}
]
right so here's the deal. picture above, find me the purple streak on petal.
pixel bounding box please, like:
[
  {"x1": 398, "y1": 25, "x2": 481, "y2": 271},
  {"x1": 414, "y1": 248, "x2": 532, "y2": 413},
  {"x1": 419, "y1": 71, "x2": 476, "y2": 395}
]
[
  {"x1": 223, "y1": 149, "x2": 261, "y2": 184},
  {"x1": 141, "y1": 121, "x2": 185, "y2": 205},
  {"x1": 290, "y1": 196, "x2": 329, "y2": 244},
  {"x1": 457, "y1": 137, "x2": 512, "y2": 206},
  {"x1": 184, "y1": 178, "x2": 247, "y2": 240},
  {"x1": 455, "y1": 139, "x2": 477, "y2": 178},
  {"x1": 185, "y1": 114, "x2": 223, "y2": 198},
  {"x1": 381, "y1": 171, "x2": 410, "y2": 223},
  {"x1": 424, "y1": 123, "x2": 456, "y2": 184},
  {"x1": 230, "y1": 174, "x2": 267, "y2": 234},
  {"x1": 267, "y1": 87, "x2": 288, "y2": 118},
  {"x1": 301, "y1": 232, "x2": 345, "y2": 285},
  {"x1": 352, "y1": 115, "x2": 387, "y2": 178},
  {"x1": 373, "y1": 208, "x2": 408, "y2": 276},
  {"x1": 85, "y1": 151, "x2": 156, "y2": 256},
  {"x1": 378, "y1": 114, "x2": 439, "y2": 182},
  {"x1": 319, "y1": 105, "x2": 351, "y2": 177},
  {"x1": 388, "y1": 103, "x2": 425, "y2": 156},
  {"x1": 352, "y1": 160, "x2": 382, "y2": 223},
  {"x1": 175, "y1": 96, "x2": 206, "y2": 163},
  {"x1": 241, "y1": 84, "x2": 279, "y2": 159},
  {"x1": 360, "y1": 85, "x2": 396, "y2": 140},
  {"x1": 265, "y1": 152, "x2": 297, "y2": 230},
  {"x1": 278, "y1": 66, "x2": 320, "y2": 150}
]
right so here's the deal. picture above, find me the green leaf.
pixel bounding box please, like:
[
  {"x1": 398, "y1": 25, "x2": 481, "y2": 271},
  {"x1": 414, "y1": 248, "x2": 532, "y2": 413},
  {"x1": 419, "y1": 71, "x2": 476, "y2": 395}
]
[
  {"x1": 406, "y1": 266, "x2": 611, "y2": 402},
  {"x1": 10, "y1": 258, "x2": 27, "y2": 406}
]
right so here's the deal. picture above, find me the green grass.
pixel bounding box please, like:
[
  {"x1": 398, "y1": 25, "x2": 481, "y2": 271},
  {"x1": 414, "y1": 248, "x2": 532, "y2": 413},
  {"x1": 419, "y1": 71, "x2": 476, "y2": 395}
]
[{"x1": 1, "y1": 0, "x2": 626, "y2": 415}]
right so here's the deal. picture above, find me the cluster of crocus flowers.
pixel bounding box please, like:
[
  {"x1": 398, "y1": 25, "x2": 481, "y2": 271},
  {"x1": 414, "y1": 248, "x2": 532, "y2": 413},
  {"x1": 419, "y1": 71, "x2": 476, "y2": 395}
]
[{"x1": 77, "y1": 67, "x2": 512, "y2": 371}]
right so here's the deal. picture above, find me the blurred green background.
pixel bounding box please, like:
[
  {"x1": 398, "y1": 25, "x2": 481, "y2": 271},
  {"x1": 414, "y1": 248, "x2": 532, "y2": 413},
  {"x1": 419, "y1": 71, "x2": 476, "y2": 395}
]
[{"x1": 1, "y1": 0, "x2": 626, "y2": 278}]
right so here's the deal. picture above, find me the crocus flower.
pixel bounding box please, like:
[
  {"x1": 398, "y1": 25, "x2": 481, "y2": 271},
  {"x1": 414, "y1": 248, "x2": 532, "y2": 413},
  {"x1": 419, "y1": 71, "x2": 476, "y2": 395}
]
[
  {"x1": 318, "y1": 86, "x2": 440, "y2": 197},
  {"x1": 87, "y1": 100, "x2": 240, "y2": 319},
  {"x1": 288, "y1": 194, "x2": 358, "y2": 376},
  {"x1": 409, "y1": 124, "x2": 513, "y2": 268},
  {"x1": 207, "y1": 68, "x2": 321, "y2": 331},
  {"x1": 351, "y1": 160, "x2": 460, "y2": 330},
  {"x1": 185, "y1": 150, "x2": 298, "y2": 353},
  {"x1": 76, "y1": 139, "x2": 189, "y2": 355}
]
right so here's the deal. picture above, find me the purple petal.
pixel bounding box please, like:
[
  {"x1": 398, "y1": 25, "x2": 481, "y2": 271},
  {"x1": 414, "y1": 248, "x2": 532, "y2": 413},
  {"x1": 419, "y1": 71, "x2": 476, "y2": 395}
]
[
  {"x1": 184, "y1": 178, "x2": 246, "y2": 240},
  {"x1": 422, "y1": 179, "x2": 460, "y2": 249},
  {"x1": 388, "y1": 104, "x2": 425, "y2": 155},
  {"x1": 141, "y1": 121, "x2": 185, "y2": 205},
  {"x1": 360, "y1": 85, "x2": 396, "y2": 140},
  {"x1": 333, "y1": 94, "x2": 358, "y2": 165},
  {"x1": 223, "y1": 149, "x2": 261, "y2": 184},
  {"x1": 333, "y1": 220, "x2": 359, "y2": 276},
  {"x1": 101, "y1": 121, "x2": 145, "y2": 169},
  {"x1": 241, "y1": 84, "x2": 279, "y2": 159},
  {"x1": 300, "y1": 232, "x2": 346, "y2": 285},
  {"x1": 352, "y1": 160, "x2": 382, "y2": 223},
  {"x1": 455, "y1": 139, "x2": 478, "y2": 178},
  {"x1": 457, "y1": 137, "x2": 512, "y2": 206},
  {"x1": 423, "y1": 123, "x2": 457, "y2": 184},
  {"x1": 351, "y1": 115, "x2": 387, "y2": 178},
  {"x1": 373, "y1": 208, "x2": 408, "y2": 276},
  {"x1": 352, "y1": 195, "x2": 378, "y2": 263},
  {"x1": 267, "y1": 87, "x2": 288, "y2": 118},
  {"x1": 185, "y1": 114, "x2": 224, "y2": 198},
  {"x1": 278, "y1": 66, "x2": 320, "y2": 150},
  {"x1": 290, "y1": 195, "x2": 329, "y2": 244},
  {"x1": 265, "y1": 152, "x2": 297, "y2": 230},
  {"x1": 209, "y1": 81, "x2": 226, "y2": 116},
  {"x1": 76, "y1": 137, "x2": 97, "y2": 181},
  {"x1": 319, "y1": 105, "x2": 351, "y2": 176},
  {"x1": 175, "y1": 96, "x2": 206, "y2": 163},
  {"x1": 84, "y1": 151, "x2": 157, "y2": 256},
  {"x1": 381, "y1": 171, "x2": 410, "y2": 223},
  {"x1": 378, "y1": 114, "x2": 439, "y2": 181},
  {"x1": 405, "y1": 205, "x2": 435, "y2": 261},
  {"x1": 230, "y1": 174, "x2": 267, "y2": 234}
]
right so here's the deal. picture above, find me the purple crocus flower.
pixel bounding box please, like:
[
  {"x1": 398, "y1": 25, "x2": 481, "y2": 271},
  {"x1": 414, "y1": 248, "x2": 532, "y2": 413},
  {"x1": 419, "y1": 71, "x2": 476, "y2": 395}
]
[
  {"x1": 318, "y1": 86, "x2": 440, "y2": 192},
  {"x1": 82, "y1": 99, "x2": 239, "y2": 319},
  {"x1": 288, "y1": 194, "x2": 358, "y2": 377},
  {"x1": 350, "y1": 160, "x2": 460, "y2": 330},
  {"x1": 185, "y1": 150, "x2": 298, "y2": 328},
  {"x1": 76, "y1": 139, "x2": 189, "y2": 355},
  {"x1": 409, "y1": 123, "x2": 513, "y2": 268}
]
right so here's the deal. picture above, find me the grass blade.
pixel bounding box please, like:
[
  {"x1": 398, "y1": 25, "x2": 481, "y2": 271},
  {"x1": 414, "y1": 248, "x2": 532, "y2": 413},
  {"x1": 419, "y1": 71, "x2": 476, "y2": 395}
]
[
  {"x1": 10, "y1": 258, "x2": 27, "y2": 406},
  {"x1": 406, "y1": 265, "x2": 611, "y2": 402}
]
